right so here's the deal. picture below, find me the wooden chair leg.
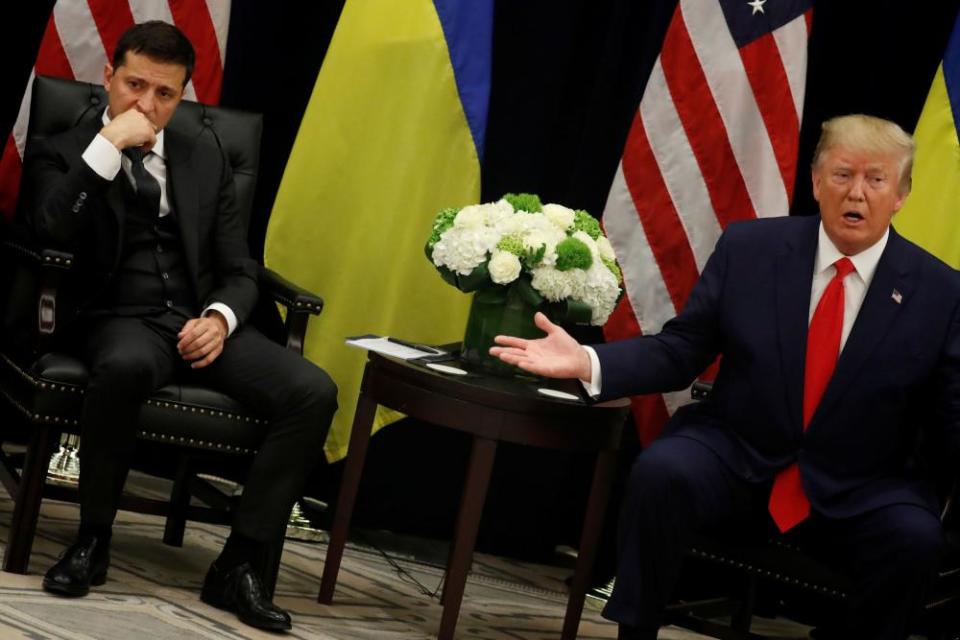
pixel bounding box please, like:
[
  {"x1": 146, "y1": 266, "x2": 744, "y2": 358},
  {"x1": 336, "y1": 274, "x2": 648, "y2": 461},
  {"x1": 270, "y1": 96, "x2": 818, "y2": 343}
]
[
  {"x1": 3, "y1": 425, "x2": 57, "y2": 574},
  {"x1": 163, "y1": 456, "x2": 192, "y2": 547},
  {"x1": 731, "y1": 574, "x2": 757, "y2": 632}
]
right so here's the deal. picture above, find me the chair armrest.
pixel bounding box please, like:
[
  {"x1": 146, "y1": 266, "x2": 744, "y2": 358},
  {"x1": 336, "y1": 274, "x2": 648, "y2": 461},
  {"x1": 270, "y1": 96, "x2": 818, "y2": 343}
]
[
  {"x1": 258, "y1": 266, "x2": 324, "y2": 315},
  {"x1": 2, "y1": 238, "x2": 75, "y2": 271},
  {"x1": 258, "y1": 266, "x2": 323, "y2": 356},
  {"x1": 1, "y1": 234, "x2": 74, "y2": 345}
]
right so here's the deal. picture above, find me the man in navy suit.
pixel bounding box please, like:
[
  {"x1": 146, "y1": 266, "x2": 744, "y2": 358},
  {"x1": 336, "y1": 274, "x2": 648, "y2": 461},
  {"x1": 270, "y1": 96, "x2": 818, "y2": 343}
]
[{"x1": 492, "y1": 115, "x2": 960, "y2": 639}]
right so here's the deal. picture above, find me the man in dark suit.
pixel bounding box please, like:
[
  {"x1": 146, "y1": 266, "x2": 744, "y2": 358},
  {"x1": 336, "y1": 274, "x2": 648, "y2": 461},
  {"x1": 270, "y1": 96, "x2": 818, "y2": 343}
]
[
  {"x1": 19, "y1": 22, "x2": 337, "y2": 632},
  {"x1": 492, "y1": 114, "x2": 960, "y2": 639}
]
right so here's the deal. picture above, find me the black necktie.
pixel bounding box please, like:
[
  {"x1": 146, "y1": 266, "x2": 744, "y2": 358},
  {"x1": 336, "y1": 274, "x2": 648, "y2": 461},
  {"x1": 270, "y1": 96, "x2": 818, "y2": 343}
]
[{"x1": 123, "y1": 147, "x2": 161, "y2": 217}]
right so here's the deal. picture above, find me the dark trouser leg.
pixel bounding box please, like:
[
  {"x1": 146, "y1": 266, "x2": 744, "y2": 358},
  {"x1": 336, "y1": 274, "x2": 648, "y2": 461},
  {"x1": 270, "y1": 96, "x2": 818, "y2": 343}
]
[
  {"x1": 78, "y1": 316, "x2": 179, "y2": 527},
  {"x1": 190, "y1": 326, "x2": 338, "y2": 543},
  {"x1": 602, "y1": 436, "x2": 762, "y2": 631},
  {"x1": 811, "y1": 504, "x2": 944, "y2": 640}
]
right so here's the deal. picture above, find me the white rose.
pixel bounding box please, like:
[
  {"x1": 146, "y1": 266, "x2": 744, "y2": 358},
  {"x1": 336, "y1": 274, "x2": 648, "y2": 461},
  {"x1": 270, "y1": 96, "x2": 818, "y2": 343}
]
[
  {"x1": 488, "y1": 250, "x2": 522, "y2": 284},
  {"x1": 597, "y1": 235, "x2": 616, "y2": 262},
  {"x1": 454, "y1": 204, "x2": 485, "y2": 229},
  {"x1": 542, "y1": 203, "x2": 576, "y2": 231}
]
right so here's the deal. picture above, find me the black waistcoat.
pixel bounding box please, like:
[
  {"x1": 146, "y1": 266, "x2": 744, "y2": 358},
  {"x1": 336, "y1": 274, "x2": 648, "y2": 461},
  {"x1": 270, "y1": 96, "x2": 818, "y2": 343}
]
[{"x1": 92, "y1": 172, "x2": 198, "y2": 318}]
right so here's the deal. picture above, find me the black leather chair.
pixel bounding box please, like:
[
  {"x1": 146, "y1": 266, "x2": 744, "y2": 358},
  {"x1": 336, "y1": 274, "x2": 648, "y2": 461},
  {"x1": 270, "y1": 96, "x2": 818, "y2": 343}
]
[
  {"x1": 0, "y1": 76, "x2": 325, "y2": 594},
  {"x1": 665, "y1": 382, "x2": 960, "y2": 640}
]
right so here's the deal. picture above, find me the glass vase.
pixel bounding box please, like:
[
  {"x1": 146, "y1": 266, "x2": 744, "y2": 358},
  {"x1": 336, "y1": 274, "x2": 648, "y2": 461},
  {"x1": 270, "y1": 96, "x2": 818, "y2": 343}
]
[{"x1": 460, "y1": 283, "x2": 545, "y2": 377}]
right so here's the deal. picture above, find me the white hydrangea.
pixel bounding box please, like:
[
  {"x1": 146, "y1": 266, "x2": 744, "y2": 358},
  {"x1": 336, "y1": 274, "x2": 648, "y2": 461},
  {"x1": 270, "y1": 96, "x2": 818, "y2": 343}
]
[
  {"x1": 597, "y1": 235, "x2": 616, "y2": 262},
  {"x1": 432, "y1": 225, "x2": 499, "y2": 275},
  {"x1": 531, "y1": 266, "x2": 583, "y2": 302},
  {"x1": 453, "y1": 204, "x2": 487, "y2": 229},
  {"x1": 542, "y1": 203, "x2": 576, "y2": 231},
  {"x1": 575, "y1": 260, "x2": 621, "y2": 325},
  {"x1": 488, "y1": 250, "x2": 522, "y2": 284},
  {"x1": 483, "y1": 199, "x2": 515, "y2": 225}
]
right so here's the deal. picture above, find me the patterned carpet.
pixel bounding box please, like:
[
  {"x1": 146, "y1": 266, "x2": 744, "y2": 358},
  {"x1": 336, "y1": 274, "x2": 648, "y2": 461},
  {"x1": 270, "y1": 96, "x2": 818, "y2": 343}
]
[{"x1": 0, "y1": 472, "x2": 814, "y2": 640}]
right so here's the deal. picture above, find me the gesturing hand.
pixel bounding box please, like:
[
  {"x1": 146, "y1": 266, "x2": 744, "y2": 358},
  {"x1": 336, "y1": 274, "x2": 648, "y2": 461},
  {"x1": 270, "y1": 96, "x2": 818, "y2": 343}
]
[
  {"x1": 177, "y1": 312, "x2": 228, "y2": 369},
  {"x1": 489, "y1": 312, "x2": 593, "y2": 381}
]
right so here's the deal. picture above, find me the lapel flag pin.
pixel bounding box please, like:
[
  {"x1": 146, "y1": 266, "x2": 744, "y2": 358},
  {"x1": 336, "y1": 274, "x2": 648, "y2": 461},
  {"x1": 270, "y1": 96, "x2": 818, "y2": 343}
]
[{"x1": 891, "y1": 289, "x2": 902, "y2": 304}]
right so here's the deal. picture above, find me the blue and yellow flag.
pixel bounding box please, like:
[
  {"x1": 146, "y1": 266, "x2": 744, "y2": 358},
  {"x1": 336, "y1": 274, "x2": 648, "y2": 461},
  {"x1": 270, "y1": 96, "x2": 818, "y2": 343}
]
[
  {"x1": 896, "y1": 11, "x2": 960, "y2": 266},
  {"x1": 264, "y1": 0, "x2": 493, "y2": 461}
]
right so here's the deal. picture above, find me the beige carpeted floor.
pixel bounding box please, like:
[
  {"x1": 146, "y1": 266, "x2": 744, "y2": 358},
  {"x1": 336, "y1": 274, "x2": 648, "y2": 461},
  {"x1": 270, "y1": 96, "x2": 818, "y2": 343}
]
[{"x1": 0, "y1": 472, "x2": 816, "y2": 640}]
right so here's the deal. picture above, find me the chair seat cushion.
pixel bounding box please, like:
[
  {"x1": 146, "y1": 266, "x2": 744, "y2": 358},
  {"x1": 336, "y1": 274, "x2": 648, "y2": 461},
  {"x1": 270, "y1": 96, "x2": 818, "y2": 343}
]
[{"x1": 2, "y1": 351, "x2": 266, "y2": 455}]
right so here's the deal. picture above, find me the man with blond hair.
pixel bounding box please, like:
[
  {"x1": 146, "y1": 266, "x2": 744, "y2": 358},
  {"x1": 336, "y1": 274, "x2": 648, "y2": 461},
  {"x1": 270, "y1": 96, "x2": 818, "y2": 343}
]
[{"x1": 492, "y1": 114, "x2": 960, "y2": 639}]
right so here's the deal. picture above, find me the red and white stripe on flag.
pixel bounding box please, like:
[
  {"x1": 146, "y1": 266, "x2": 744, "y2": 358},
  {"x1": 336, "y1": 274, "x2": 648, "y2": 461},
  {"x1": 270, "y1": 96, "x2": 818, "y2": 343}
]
[
  {"x1": 601, "y1": 0, "x2": 813, "y2": 446},
  {"x1": 0, "y1": 0, "x2": 232, "y2": 220}
]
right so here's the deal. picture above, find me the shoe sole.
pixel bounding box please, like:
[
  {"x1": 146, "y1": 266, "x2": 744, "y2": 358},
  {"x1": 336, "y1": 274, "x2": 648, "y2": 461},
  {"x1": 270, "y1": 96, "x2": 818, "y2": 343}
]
[{"x1": 42, "y1": 572, "x2": 106, "y2": 597}]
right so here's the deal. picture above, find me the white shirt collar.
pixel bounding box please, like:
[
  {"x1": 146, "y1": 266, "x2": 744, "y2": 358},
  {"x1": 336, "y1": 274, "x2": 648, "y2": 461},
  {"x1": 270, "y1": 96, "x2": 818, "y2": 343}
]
[
  {"x1": 815, "y1": 222, "x2": 888, "y2": 285},
  {"x1": 101, "y1": 109, "x2": 165, "y2": 160}
]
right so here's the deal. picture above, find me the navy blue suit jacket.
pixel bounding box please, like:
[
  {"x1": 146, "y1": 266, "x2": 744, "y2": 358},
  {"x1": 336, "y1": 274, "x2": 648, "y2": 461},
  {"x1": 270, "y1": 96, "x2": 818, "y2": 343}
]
[{"x1": 594, "y1": 215, "x2": 960, "y2": 518}]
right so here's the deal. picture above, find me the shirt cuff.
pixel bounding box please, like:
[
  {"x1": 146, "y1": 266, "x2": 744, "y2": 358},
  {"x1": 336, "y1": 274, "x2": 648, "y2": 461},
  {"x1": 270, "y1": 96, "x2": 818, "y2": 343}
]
[
  {"x1": 203, "y1": 302, "x2": 238, "y2": 337},
  {"x1": 580, "y1": 346, "x2": 602, "y2": 398},
  {"x1": 81, "y1": 134, "x2": 122, "y2": 181}
]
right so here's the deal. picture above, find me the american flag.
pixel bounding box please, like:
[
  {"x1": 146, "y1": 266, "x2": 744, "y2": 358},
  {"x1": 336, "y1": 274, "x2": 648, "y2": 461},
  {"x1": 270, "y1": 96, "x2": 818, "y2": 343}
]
[
  {"x1": 0, "y1": 0, "x2": 232, "y2": 220},
  {"x1": 601, "y1": 0, "x2": 813, "y2": 445}
]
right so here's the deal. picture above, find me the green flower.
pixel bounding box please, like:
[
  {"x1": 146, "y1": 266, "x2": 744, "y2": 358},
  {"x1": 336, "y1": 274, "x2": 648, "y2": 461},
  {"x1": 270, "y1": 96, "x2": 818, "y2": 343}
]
[
  {"x1": 497, "y1": 236, "x2": 547, "y2": 270},
  {"x1": 426, "y1": 207, "x2": 459, "y2": 249},
  {"x1": 503, "y1": 192, "x2": 543, "y2": 213},
  {"x1": 572, "y1": 209, "x2": 601, "y2": 239},
  {"x1": 602, "y1": 256, "x2": 622, "y2": 282},
  {"x1": 496, "y1": 236, "x2": 525, "y2": 256},
  {"x1": 555, "y1": 237, "x2": 593, "y2": 271}
]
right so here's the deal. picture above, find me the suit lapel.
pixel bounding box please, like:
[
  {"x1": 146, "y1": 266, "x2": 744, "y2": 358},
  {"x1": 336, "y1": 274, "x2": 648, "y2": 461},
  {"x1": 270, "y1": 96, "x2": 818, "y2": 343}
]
[
  {"x1": 775, "y1": 216, "x2": 819, "y2": 434},
  {"x1": 811, "y1": 229, "x2": 911, "y2": 425},
  {"x1": 163, "y1": 129, "x2": 201, "y2": 287},
  {"x1": 74, "y1": 115, "x2": 128, "y2": 266}
]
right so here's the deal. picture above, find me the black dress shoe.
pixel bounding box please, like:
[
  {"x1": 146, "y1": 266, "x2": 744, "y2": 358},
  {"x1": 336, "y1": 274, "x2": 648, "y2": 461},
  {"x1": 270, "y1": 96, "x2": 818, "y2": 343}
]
[
  {"x1": 201, "y1": 561, "x2": 292, "y2": 631},
  {"x1": 42, "y1": 535, "x2": 110, "y2": 597}
]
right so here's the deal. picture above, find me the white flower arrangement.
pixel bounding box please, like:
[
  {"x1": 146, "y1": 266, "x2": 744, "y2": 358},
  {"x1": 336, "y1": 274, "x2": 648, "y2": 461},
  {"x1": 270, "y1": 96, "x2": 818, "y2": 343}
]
[{"x1": 426, "y1": 193, "x2": 622, "y2": 325}]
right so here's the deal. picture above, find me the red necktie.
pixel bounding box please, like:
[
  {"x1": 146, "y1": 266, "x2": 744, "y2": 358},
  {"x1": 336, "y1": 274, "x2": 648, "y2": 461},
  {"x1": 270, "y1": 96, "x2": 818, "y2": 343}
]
[{"x1": 768, "y1": 257, "x2": 855, "y2": 533}]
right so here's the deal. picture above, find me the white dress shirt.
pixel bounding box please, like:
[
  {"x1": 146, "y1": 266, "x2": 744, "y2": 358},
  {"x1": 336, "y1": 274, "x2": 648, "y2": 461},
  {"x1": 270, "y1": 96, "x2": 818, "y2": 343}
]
[
  {"x1": 80, "y1": 111, "x2": 238, "y2": 336},
  {"x1": 580, "y1": 222, "x2": 890, "y2": 397}
]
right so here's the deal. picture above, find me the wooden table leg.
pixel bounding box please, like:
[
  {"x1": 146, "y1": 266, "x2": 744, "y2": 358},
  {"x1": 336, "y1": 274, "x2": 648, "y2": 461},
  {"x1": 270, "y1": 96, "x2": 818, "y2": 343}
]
[
  {"x1": 438, "y1": 436, "x2": 497, "y2": 640},
  {"x1": 318, "y1": 389, "x2": 378, "y2": 604},
  {"x1": 562, "y1": 448, "x2": 617, "y2": 640},
  {"x1": 4, "y1": 425, "x2": 57, "y2": 574}
]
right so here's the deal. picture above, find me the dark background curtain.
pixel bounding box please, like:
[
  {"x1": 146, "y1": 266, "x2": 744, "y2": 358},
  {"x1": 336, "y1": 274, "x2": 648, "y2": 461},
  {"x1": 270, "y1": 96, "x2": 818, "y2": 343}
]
[{"x1": 3, "y1": 0, "x2": 958, "y2": 562}]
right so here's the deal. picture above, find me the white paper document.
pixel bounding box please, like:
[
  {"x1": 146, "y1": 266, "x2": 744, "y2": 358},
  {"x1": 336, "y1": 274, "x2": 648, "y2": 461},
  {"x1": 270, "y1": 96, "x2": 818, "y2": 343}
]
[{"x1": 345, "y1": 335, "x2": 446, "y2": 360}]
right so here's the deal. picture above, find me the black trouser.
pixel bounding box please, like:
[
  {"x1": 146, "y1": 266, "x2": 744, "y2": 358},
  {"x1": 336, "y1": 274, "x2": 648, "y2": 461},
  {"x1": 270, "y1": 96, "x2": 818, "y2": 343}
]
[
  {"x1": 77, "y1": 311, "x2": 338, "y2": 542},
  {"x1": 602, "y1": 436, "x2": 944, "y2": 640}
]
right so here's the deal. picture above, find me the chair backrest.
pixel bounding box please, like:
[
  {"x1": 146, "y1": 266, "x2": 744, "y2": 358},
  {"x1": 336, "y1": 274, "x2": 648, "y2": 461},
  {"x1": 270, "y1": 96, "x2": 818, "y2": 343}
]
[{"x1": 26, "y1": 75, "x2": 263, "y2": 229}]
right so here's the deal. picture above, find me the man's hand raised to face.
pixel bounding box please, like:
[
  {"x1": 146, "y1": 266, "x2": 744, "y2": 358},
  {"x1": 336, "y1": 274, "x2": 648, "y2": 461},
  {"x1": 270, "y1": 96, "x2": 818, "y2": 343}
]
[
  {"x1": 178, "y1": 312, "x2": 229, "y2": 369},
  {"x1": 100, "y1": 108, "x2": 157, "y2": 152}
]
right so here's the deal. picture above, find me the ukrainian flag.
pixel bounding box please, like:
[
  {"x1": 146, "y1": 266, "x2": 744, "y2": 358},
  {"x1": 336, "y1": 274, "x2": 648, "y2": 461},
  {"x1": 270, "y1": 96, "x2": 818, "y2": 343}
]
[
  {"x1": 264, "y1": 0, "x2": 493, "y2": 461},
  {"x1": 896, "y1": 10, "x2": 960, "y2": 266}
]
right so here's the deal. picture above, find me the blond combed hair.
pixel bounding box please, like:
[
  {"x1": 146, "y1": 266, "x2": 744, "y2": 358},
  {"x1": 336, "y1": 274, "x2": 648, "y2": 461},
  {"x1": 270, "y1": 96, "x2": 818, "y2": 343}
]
[{"x1": 812, "y1": 114, "x2": 915, "y2": 195}]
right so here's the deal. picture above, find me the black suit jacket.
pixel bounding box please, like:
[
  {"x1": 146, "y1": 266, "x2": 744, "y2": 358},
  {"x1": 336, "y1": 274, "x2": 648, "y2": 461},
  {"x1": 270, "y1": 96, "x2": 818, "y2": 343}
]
[
  {"x1": 594, "y1": 215, "x2": 960, "y2": 519},
  {"x1": 20, "y1": 113, "x2": 258, "y2": 325}
]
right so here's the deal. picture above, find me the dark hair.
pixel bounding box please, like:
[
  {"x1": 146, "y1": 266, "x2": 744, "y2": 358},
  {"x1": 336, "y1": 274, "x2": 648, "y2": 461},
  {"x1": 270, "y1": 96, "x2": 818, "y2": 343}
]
[{"x1": 113, "y1": 21, "x2": 195, "y2": 87}]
